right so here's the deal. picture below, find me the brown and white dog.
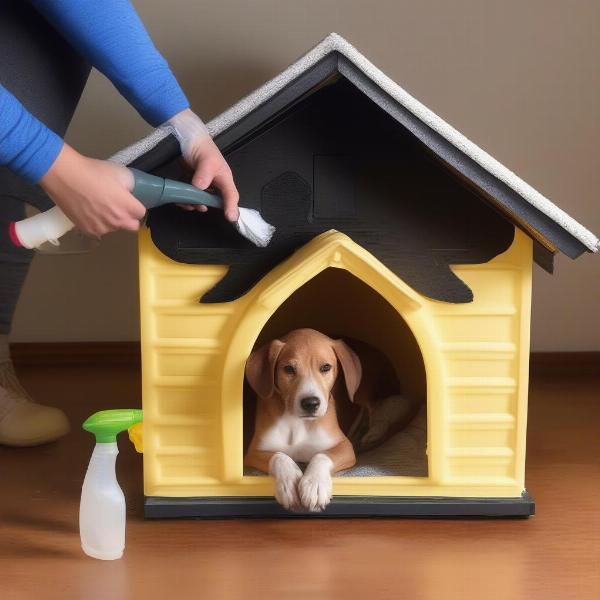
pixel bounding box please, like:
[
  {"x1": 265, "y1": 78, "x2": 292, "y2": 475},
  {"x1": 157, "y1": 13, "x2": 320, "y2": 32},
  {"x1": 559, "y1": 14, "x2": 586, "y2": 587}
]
[{"x1": 244, "y1": 328, "x2": 418, "y2": 512}]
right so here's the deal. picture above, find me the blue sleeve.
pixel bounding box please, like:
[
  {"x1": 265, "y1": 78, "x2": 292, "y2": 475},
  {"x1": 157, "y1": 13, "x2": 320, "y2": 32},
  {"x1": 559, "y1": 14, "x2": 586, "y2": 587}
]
[
  {"x1": 31, "y1": 0, "x2": 190, "y2": 126},
  {"x1": 0, "y1": 84, "x2": 64, "y2": 183},
  {"x1": 0, "y1": 0, "x2": 190, "y2": 182}
]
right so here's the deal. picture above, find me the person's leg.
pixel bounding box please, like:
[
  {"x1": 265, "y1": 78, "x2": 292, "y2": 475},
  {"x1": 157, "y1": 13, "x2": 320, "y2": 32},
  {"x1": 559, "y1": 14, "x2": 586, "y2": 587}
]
[
  {"x1": 0, "y1": 189, "x2": 70, "y2": 445},
  {"x1": 0, "y1": 195, "x2": 33, "y2": 356},
  {"x1": 0, "y1": 195, "x2": 31, "y2": 379},
  {"x1": 0, "y1": 1, "x2": 91, "y2": 445}
]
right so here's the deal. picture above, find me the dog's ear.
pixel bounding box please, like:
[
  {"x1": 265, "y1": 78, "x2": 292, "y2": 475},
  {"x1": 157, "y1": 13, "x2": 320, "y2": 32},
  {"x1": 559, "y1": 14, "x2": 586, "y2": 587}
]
[
  {"x1": 245, "y1": 339, "x2": 285, "y2": 399},
  {"x1": 332, "y1": 340, "x2": 362, "y2": 402}
]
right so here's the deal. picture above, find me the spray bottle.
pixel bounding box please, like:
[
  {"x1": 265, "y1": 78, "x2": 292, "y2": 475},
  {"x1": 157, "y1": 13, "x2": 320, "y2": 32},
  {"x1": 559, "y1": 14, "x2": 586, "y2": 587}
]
[{"x1": 80, "y1": 409, "x2": 143, "y2": 560}]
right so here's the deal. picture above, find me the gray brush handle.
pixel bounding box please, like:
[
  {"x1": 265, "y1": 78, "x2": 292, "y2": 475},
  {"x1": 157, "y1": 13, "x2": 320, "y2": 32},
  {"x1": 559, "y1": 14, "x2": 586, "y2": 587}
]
[{"x1": 129, "y1": 168, "x2": 223, "y2": 210}]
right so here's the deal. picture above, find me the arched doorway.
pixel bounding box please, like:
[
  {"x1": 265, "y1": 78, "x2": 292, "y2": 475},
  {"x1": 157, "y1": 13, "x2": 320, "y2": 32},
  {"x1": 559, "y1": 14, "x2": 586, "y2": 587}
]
[
  {"x1": 243, "y1": 267, "x2": 428, "y2": 477},
  {"x1": 219, "y1": 231, "x2": 444, "y2": 485}
]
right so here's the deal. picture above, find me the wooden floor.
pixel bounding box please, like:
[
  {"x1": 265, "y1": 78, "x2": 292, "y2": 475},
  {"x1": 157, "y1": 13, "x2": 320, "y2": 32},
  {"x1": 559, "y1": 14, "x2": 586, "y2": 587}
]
[{"x1": 1, "y1": 364, "x2": 598, "y2": 600}]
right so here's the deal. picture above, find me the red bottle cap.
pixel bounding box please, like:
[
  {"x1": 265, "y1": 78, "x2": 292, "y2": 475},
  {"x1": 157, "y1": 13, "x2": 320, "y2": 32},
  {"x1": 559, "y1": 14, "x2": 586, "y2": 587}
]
[{"x1": 8, "y1": 222, "x2": 22, "y2": 248}]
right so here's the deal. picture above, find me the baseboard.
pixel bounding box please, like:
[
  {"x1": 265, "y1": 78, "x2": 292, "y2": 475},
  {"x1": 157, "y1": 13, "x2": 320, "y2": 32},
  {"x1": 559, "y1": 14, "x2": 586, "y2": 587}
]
[
  {"x1": 10, "y1": 342, "x2": 600, "y2": 375},
  {"x1": 11, "y1": 341, "x2": 141, "y2": 367},
  {"x1": 529, "y1": 352, "x2": 600, "y2": 376}
]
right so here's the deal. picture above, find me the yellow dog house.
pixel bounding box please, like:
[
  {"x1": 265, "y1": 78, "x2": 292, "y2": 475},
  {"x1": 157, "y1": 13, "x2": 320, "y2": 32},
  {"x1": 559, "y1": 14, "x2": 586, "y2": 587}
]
[{"x1": 117, "y1": 34, "x2": 599, "y2": 517}]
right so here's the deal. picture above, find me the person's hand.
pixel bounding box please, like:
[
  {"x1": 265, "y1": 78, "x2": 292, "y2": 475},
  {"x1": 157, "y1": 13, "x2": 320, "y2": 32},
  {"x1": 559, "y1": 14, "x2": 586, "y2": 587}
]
[
  {"x1": 183, "y1": 135, "x2": 240, "y2": 222},
  {"x1": 167, "y1": 109, "x2": 240, "y2": 222},
  {"x1": 39, "y1": 144, "x2": 145, "y2": 237}
]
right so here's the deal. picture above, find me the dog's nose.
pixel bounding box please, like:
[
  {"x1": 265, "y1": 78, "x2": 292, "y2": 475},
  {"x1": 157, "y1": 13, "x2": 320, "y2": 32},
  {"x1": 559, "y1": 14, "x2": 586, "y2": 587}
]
[{"x1": 300, "y1": 396, "x2": 321, "y2": 413}]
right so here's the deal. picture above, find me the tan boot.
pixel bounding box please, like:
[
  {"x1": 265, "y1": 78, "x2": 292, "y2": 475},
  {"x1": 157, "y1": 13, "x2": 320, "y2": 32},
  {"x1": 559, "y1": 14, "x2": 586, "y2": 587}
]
[{"x1": 0, "y1": 360, "x2": 70, "y2": 446}]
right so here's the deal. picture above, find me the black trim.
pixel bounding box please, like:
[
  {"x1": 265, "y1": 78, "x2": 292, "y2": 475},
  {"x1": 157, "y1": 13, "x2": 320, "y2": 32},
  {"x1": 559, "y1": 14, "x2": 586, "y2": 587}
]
[
  {"x1": 128, "y1": 134, "x2": 181, "y2": 173},
  {"x1": 533, "y1": 241, "x2": 555, "y2": 273},
  {"x1": 145, "y1": 491, "x2": 535, "y2": 519}
]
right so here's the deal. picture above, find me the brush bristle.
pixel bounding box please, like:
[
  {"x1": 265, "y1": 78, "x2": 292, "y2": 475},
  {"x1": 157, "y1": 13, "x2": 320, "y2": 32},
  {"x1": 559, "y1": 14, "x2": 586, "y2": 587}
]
[{"x1": 234, "y1": 208, "x2": 276, "y2": 248}]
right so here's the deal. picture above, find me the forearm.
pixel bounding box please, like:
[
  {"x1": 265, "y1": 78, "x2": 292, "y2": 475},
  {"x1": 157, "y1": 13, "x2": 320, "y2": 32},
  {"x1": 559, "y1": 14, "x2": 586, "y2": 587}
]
[
  {"x1": 244, "y1": 447, "x2": 276, "y2": 474},
  {"x1": 31, "y1": 0, "x2": 189, "y2": 126},
  {"x1": 323, "y1": 438, "x2": 356, "y2": 473},
  {"x1": 0, "y1": 85, "x2": 63, "y2": 183}
]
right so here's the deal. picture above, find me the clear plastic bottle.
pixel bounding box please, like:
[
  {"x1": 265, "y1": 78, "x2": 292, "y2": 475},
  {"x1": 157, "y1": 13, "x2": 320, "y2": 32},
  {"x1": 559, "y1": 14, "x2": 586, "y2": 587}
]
[
  {"x1": 79, "y1": 409, "x2": 143, "y2": 560},
  {"x1": 79, "y1": 442, "x2": 126, "y2": 560}
]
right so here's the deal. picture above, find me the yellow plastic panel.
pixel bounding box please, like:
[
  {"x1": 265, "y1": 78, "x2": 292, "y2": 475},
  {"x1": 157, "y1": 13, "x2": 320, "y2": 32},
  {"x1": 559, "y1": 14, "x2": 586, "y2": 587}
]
[
  {"x1": 155, "y1": 349, "x2": 221, "y2": 377},
  {"x1": 448, "y1": 419, "x2": 515, "y2": 447},
  {"x1": 154, "y1": 311, "x2": 231, "y2": 340},
  {"x1": 450, "y1": 389, "x2": 516, "y2": 414},
  {"x1": 153, "y1": 269, "x2": 226, "y2": 302},
  {"x1": 153, "y1": 386, "x2": 219, "y2": 417},
  {"x1": 158, "y1": 452, "x2": 218, "y2": 480}
]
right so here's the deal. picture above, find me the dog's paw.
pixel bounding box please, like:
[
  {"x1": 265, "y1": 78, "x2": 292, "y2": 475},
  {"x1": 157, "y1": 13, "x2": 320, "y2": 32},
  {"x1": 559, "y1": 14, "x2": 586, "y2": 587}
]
[
  {"x1": 269, "y1": 452, "x2": 303, "y2": 511},
  {"x1": 298, "y1": 472, "x2": 332, "y2": 512},
  {"x1": 298, "y1": 454, "x2": 333, "y2": 512}
]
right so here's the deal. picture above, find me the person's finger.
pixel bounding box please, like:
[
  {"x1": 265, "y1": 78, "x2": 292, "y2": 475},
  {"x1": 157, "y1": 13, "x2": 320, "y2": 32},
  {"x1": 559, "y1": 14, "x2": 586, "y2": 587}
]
[
  {"x1": 121, "y1": 219, "x2": 141, "y2": 232},
  {"x1": 176, "y1": 203, "x2": 208, "y2": 212},
  {"x1": 82, "y1": 224, "x2": 104, "y2": 238},
  {"x1": 127, "y1": 196, "x2": 147, "y2": 220},
  {"x1": 211, "y1": 169, "x2": 240, "y2": 222},
  {"x1": 191, "y1": 157, "x2": 219, "y2": 190}
]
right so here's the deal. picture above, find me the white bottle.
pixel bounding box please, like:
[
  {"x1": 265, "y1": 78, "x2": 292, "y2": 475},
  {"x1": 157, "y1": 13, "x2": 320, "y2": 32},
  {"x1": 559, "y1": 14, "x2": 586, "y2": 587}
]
[
  {"x1": 79, "y1": 408, "x2": 143, "y2": 560},
  {"x1": 79, "y1": 442, "x2": 126, "y2": 560}
]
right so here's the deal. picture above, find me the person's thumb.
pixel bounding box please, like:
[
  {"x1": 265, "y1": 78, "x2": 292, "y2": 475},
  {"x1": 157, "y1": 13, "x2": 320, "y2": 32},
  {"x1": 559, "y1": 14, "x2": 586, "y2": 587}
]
[{"x1": 109, "y1": 163, "x2": 135, "y2": 192}]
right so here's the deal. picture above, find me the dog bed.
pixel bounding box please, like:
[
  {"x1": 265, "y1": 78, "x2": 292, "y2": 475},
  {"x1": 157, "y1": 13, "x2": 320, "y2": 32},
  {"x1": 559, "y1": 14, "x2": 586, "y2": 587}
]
[{"x1": 339, "y1": 405, "x2": 427, "y2": 477}]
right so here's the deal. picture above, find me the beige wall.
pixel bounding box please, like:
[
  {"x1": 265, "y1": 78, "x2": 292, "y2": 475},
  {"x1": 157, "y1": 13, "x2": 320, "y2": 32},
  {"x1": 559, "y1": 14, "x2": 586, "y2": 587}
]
[{"x1": 11, "y1": 0, "x2": 600, "y2": 350}]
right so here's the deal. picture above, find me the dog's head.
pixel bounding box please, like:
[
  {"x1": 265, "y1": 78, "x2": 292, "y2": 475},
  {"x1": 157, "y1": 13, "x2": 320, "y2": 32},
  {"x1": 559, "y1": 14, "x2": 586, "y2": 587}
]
[{"x1": 245, "y1": 328, "x2": 362, "y2": 419}]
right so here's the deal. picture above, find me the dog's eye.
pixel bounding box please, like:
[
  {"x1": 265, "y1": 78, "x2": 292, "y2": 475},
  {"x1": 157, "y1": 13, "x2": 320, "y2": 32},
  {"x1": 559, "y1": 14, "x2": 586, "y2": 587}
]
[
  {"x1": 283, "y1": 365, "x2": 296, "y2": 375},
  {"x1": 320, "y1": 363, "x2": 332, "y2": 373}
]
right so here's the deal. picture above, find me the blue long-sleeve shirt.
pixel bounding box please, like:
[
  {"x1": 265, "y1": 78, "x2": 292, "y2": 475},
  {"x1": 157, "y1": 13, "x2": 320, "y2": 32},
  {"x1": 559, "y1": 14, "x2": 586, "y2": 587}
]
[{"x1": 0, "y1": 0, "x2": 189, "y2": 183}]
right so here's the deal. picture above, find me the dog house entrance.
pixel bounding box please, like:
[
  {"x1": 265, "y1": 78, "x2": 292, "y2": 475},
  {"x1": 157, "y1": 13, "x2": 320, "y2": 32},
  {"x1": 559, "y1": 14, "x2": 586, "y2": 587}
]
[{"x1": 243, "y1": 267, "x2": 428, "y2": 478}]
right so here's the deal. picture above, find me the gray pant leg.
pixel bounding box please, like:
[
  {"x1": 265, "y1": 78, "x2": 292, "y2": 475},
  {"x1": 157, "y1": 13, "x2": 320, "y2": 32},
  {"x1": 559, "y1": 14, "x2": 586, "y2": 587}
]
[
  {"x1": 0, "y1": 174, "x2": 53, "y2": 335},
  {"x1": 0, "y1": 1, "x2": 90, "y2": 336},
  {"x1": 0, "y1": 194, "x2": 34, "y2": 335}
]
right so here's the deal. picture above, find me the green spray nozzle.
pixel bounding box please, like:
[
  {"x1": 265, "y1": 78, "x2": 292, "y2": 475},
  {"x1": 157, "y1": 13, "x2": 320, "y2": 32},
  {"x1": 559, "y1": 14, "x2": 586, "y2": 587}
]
[{"x1": 83, "y1": 409, "x2": 144, "y2": 443}]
